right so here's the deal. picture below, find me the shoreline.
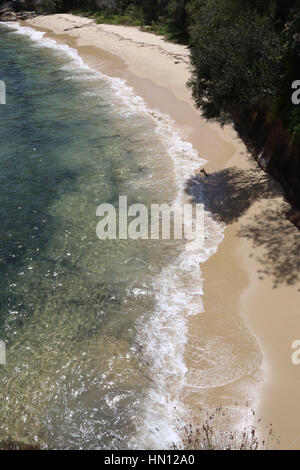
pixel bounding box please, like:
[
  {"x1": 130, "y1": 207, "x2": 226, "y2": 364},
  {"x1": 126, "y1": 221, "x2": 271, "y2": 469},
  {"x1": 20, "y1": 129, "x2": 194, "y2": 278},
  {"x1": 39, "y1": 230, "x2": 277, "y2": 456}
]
[{"x1": 20, "y1": 14, "x2": 300, "y2": 448}]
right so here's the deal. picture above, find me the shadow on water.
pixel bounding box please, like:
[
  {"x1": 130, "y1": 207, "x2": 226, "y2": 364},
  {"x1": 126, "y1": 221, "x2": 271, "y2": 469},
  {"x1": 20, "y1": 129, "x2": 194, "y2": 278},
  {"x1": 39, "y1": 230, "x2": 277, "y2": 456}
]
[{"x1": 186, "y1": 167, "x2": 300, "y2": 287}]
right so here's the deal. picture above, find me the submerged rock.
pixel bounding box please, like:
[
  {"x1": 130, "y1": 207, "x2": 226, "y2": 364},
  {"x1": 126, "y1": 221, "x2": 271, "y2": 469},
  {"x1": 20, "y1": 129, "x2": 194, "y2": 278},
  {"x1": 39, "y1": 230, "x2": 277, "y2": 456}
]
[{"x1": 0, "y1": 440, "x2": 40, "y2": 450}]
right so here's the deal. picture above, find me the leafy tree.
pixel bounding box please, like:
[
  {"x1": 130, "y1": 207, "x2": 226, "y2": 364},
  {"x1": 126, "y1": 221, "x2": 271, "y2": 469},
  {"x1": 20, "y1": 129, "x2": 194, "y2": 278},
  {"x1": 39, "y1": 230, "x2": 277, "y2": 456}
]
[{"x1": 188, "y1": 1, "x2": 282, "y2": 123}]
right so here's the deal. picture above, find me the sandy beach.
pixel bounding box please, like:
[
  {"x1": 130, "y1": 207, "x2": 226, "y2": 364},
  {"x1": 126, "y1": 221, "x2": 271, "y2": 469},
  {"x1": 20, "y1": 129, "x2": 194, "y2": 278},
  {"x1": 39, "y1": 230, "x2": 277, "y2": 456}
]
[{"x1": 23, "y1": 14, "x2": 300, "y2": 449}]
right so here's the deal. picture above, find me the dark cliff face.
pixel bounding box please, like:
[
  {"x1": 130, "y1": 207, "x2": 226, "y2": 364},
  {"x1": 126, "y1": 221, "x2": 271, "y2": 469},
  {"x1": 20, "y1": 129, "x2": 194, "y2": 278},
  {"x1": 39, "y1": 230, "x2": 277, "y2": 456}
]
[
  {"x1": 0, "y1": 1, "x2": 13, "y2": 12},
  {"x1": 13, "y1": 1, "x2": 35, "y2": 11},
  {"x1": 0, "y1": 0, "x2": 34, "y2": 12},
  {"x1": 0, "y1": 0, "x2": 35, "y2": 20},
  {"x1": 236, "y1": 110, "x2": 300, "y2": 226}
]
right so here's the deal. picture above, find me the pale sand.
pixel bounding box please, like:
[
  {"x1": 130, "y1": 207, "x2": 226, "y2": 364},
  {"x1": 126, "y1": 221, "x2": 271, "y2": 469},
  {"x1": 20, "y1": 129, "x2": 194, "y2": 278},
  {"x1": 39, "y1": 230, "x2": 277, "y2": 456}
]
[{"x1": 24, "y1": 14, "x2": 300, "y2": 449}]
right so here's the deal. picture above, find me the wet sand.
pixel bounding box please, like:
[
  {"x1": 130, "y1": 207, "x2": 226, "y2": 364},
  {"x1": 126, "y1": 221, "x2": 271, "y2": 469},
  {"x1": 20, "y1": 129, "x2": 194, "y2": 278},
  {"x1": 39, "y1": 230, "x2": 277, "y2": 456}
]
[{"x1": 24, "y1": 14, "x2": 300, "y2": 449}]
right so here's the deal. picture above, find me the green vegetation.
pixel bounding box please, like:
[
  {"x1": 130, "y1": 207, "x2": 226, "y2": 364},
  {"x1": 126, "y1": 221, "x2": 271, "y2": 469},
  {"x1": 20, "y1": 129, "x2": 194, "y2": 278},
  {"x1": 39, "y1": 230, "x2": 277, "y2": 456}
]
[
  {"x1": 35, "y1": 0, "x2": 300, "y2": 145},
  {"x1": 37, "y1": 1, "x2": 189, "y2": 43},
  {"x1": 188, "y1": 5, "x2": 282, "y2": 123},
  {"x1": 71, "y1": 8, "x2": 144, "y2": 28},
  {"x1": 187, "y1": 0, "x2": 300, "y2": 147}
]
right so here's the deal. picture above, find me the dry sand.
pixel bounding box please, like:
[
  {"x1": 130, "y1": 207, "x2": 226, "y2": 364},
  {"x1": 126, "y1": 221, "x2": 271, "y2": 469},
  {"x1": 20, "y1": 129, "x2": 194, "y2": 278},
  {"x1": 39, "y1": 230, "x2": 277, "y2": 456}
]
[{"x1": 24, "y1": 14, "x2": 300, "y2": 449}]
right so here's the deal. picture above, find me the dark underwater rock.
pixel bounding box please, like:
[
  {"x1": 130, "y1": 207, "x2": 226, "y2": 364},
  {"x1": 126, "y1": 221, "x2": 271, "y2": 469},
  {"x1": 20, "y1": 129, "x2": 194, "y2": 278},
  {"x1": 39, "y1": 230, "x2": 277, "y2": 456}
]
[{"x1": 0, "y1": 440, "x2": 40, "y2": 450}]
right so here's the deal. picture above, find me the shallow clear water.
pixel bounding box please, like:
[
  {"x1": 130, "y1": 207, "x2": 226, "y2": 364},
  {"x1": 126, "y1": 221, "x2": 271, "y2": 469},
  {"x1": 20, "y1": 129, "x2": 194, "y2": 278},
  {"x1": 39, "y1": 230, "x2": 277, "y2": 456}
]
[
  {"x1": 0, "y1": 23, "x2": 186, "y2": 449},
  {"x1": 0, "y1": 23, "x2": 224, "y2": 450}
]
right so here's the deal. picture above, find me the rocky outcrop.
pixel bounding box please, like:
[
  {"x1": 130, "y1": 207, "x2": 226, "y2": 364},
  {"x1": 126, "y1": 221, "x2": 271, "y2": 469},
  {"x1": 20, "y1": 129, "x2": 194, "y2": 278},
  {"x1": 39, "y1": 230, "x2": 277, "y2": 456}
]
[
  {"x1": 286, "y1": 208, "x2": 300, "y2": 230},
  {"x1": 0, "y1": 0, "x2": 35, "y2": 21},
  {"x1": 0, "y1": 1, "x2": 13, "y2": 13},
  {"x1": 0, "y1": 440, "x2": 40, "y2": 450},
  {"x1": 0, "y1": 1, "x2": 15, "y2": 20},
  {"x1": 0, "y1": 10, "x2": 17, "y2": 20},
  {"x1": 16, "y1": 9, "x2": 35, "y2": 18}
]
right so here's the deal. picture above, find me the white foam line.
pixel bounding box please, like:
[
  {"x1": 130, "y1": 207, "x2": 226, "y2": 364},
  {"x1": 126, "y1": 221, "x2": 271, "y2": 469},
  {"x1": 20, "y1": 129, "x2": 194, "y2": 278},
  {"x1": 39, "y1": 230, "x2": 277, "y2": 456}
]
[{"x1": 1, "y1": 21, "x2": 226, "y2": 449}]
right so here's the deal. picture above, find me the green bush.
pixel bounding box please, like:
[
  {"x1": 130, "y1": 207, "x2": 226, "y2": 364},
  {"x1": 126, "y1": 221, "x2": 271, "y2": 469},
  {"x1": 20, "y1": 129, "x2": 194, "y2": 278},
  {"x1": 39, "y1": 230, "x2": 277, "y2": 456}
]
[
  {"x1": 188, "y1": 2, "x2": 282, "y2": 123},
  {"x1": 35, "y1": 0, "x2": 57, "y2": 14}
]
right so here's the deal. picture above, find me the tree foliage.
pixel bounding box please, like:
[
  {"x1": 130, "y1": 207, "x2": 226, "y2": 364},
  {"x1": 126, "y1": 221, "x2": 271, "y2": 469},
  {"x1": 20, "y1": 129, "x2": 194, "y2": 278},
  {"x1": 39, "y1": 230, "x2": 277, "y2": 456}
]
[
  {"x1": 187, "y1": 0, "x2": 300, "y2": 145},
  {"x1": 188, "y1": 1, "x2": 282, "y2": 123}
]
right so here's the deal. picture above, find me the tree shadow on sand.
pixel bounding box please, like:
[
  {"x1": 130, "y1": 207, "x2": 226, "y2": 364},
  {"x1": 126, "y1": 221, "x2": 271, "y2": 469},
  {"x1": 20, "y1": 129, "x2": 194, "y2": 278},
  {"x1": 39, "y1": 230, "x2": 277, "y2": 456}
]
[
  {"x1": 239, "y1": 204, "x2": 300, "y2": 288},
  {"x1": 186, "y1": 167, "x2": 300, "y2": 287},
  {"x1": 186, "y1": 167, "x2": 281, "y2": 224}
]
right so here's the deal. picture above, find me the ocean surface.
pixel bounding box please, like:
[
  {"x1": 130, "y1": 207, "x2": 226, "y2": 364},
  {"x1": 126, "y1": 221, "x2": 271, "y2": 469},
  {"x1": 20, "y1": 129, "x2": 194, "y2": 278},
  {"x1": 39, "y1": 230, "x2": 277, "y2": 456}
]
[{"x1": 0, "y1": 22, "x2": 224, "y2": 449}]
